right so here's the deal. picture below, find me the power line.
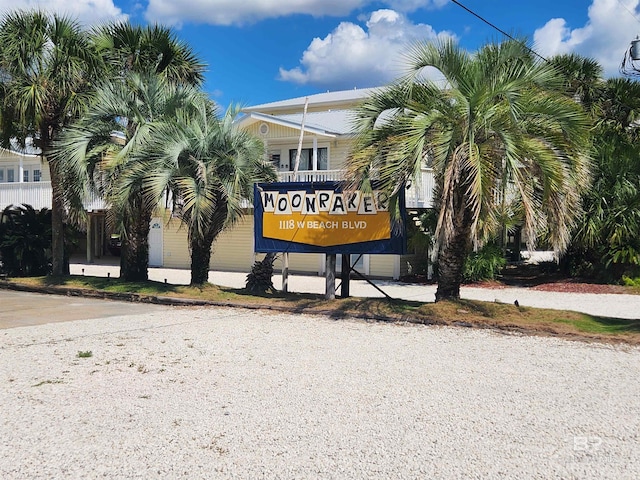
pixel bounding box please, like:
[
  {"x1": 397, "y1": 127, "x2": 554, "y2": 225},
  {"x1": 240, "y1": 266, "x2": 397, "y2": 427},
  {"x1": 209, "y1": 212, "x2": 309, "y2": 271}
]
[
  {"x1": 449, "y1": 0, "x2": 549, "y2": 63},
  {"x1": 615, "y1": 0, "x2": 640, "y2": 26}
]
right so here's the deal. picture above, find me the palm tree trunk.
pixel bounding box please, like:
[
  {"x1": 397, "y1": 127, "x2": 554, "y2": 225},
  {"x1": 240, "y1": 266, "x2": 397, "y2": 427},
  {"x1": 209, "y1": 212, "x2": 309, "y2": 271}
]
[
  {"x1": 189, "y1": 200, "x2": 227, "y2": 285},
  {"x1": 190, "y1": 236, "x2": 213, "y2": 285},
  {"x1": 120, "y1": 205, "x2": 151, "y2": 282},
  {"x1": 435, "y1": 201, "x2": 473, "y2": 302},
  {"x1": 435, "y1": 230, "x2": 470, "y2": 301},
  {"x1": 49, "y1": 164, "x2": 68, "y2": 276}
]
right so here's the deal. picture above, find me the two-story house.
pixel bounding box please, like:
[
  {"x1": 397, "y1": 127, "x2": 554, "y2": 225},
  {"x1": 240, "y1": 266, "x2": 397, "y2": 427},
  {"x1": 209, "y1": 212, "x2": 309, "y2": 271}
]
[
  {"x1": 161, "y1": 88, "x2": 434, "y2": 279},
  {"x1": 0, "y1": 88, "x2": 435, "y2": 279}
]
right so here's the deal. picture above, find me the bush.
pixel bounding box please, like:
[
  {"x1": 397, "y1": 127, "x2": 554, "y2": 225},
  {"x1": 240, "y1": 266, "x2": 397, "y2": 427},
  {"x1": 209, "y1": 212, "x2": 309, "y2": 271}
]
[
  {"x1": 246, "y1": 253, "x2": 276, "y2": 294},
  {"x1": 0, "y1": 204, "x2": 52, "y2": 276},
  {"x1": 463, "y1": 243, "x2": 506, "y2": 283},
  {"x1": 622, "y1": 275, "x2": 640, "y2": 287}
]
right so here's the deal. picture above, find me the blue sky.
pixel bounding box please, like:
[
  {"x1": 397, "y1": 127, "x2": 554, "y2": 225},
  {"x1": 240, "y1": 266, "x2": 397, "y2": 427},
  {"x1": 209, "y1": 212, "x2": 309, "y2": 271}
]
[{"x1": 1, "y1": 1, "x2": 637, "y2": 107}]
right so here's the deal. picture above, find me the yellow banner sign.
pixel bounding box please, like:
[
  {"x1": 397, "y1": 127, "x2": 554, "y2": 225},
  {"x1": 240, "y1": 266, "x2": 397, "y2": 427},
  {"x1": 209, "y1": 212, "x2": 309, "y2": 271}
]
[{"x1": 260, "y1": 189, "x2": 391, "y2": 247}]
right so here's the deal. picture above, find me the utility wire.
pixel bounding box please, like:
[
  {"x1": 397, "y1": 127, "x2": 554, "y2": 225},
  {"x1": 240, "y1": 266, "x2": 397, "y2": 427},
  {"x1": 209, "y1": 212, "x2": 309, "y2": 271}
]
[
  {"x1": 449, "y1": 0, "x2": 549, "y2": 62},
  {"x1": 615, "y1": 0, "x2": 640, "y2": 26}
]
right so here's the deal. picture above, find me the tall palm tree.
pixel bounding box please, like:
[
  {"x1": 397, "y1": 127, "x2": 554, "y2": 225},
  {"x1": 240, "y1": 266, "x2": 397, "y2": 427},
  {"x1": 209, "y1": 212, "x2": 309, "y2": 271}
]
[
  {"x1": 55, "y1": 73, "x2": 202, "y2": 281},
  {"x1": 90, "y1": 22, "x2": 205, "y2": 85},
  {"x1": 346, "y1": 38, "x2": 592, "y2": 301},
  {"x1": 136, "y1": 99, "x2": 276, "y2": 285},
  {"x1": 55, "y1": 21, "x2": 205, "y2": 281},
  {"x1": 0, "y1": 10, "x2": 101, "y2": 276}
]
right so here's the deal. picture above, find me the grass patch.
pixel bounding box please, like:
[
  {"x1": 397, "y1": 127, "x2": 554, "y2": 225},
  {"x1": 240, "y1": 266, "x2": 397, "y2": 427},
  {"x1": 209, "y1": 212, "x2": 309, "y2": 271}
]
[
  {"x1": 5, "y1": 274, "x2": 640, "y2": 345},
  {"x1": 32, "y1": 379, "x2": 63, "y2": 387},
  {"x1": 76, "y1": 350, "x2": 93, "y2": 358}
]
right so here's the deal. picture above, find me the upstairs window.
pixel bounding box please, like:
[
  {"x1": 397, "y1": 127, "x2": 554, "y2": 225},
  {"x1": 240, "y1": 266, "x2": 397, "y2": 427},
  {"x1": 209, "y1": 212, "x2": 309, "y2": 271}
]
[
  {"x1": 33, "y1": 169, "x2": 41, "y2": 182},
  {"x1": 288, "y1": 147, "x2": 328, "y2": 171}
]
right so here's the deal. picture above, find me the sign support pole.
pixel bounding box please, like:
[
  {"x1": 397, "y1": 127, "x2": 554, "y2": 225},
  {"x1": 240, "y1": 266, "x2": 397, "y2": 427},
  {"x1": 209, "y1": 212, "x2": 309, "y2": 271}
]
[
  {"x1": 325, "y1": 254, "x2": 336, "y2": 299},
  {"x1": 282, "y1": 252, "x2": 289, "y2": 293},
  {"x1": 340, "y1": 254, "x2": 350, "y2": 298}
]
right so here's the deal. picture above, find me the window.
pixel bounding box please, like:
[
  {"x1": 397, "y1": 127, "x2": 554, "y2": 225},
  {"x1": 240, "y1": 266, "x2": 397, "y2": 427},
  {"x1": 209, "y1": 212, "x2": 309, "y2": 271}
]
[
  {"x1": 289, "y1": 147, "x2": 328, "y2": 171},
  {"x1": 268, "y1": 152, "x2": 281, "y2": 169},
  {"x1": 0, "y1": 169, "x2": 4, "y2": 183},
  {"x1": 33, "y1": 169, "x2": 41, "y2": 182},
  {"x1": 23, "y1": 170, "x2": 29, "y2": 182},
  {"x1": 7, "y1": 169, "x2": 14, "y2": 183}
]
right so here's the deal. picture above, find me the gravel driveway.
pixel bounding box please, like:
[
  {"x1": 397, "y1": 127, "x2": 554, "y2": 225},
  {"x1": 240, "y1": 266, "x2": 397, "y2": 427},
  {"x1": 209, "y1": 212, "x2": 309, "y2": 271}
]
[{"x1": 1, "y1": 306, "x2": 638, "y2": 479}]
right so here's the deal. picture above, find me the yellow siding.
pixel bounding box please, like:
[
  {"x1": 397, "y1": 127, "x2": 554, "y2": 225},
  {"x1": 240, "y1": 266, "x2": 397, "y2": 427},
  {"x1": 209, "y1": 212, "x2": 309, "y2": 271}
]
[
  {"x1": 162, "y1": 216, "x2": 256, "y2": 272},
  {"x1": 369, "y1": 255, "x2": 397, "y2": 279},
  {"x1": 0, "y1": 154, "x2": 49, "y2": 181},
  {"x1": 246, "y1": 122, "x2": 301, "y2": 140},
  {"x1": 273, "y1": 252, "x2": 322, "y2": 275},
  {"x1": 161, "y1": 209, "x2": 402, "y2": 280},
  {"x1": 162, "y1": 218, "x2": 190, "y2": 268},
  {"x1": 210, "y1": 217, "x2": 255, "y2": 271},
  {"x1": 328, "y1": 140, "x2": 351, "y2": 170}
]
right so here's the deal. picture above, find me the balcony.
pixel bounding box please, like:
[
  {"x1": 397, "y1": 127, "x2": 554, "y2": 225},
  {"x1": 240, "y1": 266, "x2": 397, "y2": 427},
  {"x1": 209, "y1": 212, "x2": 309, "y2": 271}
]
[
  {"x1": 0, "y1": 181, "x2": 107, "y2": 211},
  {"x1": 276, "y1": 169, "x2": 434, "y2": 209},
  {"x1": 0, "y1": 169, "x2": 436, "y2": 212}
]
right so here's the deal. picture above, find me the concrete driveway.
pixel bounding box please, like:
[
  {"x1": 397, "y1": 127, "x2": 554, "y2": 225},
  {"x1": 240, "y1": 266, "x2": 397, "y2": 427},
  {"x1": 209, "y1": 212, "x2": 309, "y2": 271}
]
[{"x1": 0, "y1": 289, "x2": 164, "y2": 329}]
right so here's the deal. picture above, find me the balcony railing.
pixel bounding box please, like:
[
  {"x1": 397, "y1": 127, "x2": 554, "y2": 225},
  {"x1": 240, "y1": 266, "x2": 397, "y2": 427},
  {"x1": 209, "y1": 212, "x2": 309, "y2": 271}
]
[
  {"x1": 0, "y1": 169, "x2": 436, "y2": 212},
  {"x1": 276, "y1": 169, "x2": 435, "y2": 208},
  {"x1": 0, "y1": 181, "x2": 107, "y2": 211}
]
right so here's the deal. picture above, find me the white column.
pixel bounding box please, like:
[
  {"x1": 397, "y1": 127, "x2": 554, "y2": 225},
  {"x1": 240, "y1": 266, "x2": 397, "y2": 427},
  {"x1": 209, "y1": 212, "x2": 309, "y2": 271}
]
[
  {"x1": 19, "y1": 157, "x2": 24, "y2": 183},
  {"x1": 312, "y1": 137, "x2": 318, "y2": 171}
]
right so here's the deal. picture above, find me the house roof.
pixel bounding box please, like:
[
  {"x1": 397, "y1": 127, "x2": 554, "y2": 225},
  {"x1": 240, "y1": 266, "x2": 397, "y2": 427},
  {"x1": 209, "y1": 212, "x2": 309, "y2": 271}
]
[
  {"x1": 240, "y1": 109, "x2": 358, "y2": 137},
  {"x1": 238, "y1": 87, "x2": 381, "y2": 137},
  {"x1": 0, "y1": 138, "x2": 41, "y2": 157},
  {"x1": 242, "y1": 87, "x2": 379, "y2": 114}
]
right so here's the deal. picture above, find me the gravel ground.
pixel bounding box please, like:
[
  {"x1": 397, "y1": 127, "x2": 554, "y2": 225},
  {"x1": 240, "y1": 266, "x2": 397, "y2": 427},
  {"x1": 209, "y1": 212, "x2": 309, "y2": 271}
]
[{"x1": 1, "y1": 306, "x2": 639, "y2": 479}]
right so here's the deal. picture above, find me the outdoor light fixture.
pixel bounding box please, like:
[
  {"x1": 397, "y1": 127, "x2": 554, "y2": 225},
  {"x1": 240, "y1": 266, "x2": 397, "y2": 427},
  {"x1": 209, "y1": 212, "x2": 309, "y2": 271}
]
[{"x1": 620, "y1": 37, "x2": 640, "y2": 77}]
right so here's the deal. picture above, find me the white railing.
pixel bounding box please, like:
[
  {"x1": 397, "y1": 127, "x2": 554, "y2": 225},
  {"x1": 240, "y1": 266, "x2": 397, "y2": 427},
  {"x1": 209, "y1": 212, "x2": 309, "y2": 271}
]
[
  {"x1": 0, "y1": 181, "x2": 53, "y2": 210},
  {"x1": 276, "y1": 168, "x2": 435, "y2": 208},
  {"x1": 277, "y1": 169, "x2": 344, "y2": 183},
  {"x1": 0, "y1": 181, "x2": 108, "y2": 211},
  {"x1": 0, "y1": 169, "x2": 436, "y2": 212}
]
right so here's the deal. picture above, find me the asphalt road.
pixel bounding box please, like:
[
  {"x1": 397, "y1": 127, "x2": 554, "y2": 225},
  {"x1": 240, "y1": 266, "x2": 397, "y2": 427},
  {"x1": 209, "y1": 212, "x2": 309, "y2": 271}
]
[{"x1": 0, "y1": 290, "x2": 164, "y2": 329}]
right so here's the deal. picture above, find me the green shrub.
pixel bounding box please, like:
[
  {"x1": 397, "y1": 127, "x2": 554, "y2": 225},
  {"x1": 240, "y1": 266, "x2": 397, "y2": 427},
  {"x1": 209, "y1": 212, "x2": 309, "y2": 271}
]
[
  {"x1": 0, "y1": 204, "x2": 52, "y2": 276},
  {"x1": 463, "y1": 243, "x2": 507, "y2": 283},
  {"x1": 622, "y1": 275, "x2": 640, "y2": 287},
  {"x1": 246, "y1": 253, "x2": 276, "y2": 294}
]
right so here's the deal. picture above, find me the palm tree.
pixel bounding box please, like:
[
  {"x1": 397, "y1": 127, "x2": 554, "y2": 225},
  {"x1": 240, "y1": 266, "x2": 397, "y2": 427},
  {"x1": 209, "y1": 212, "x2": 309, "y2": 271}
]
[
  {"x1": 570, "y1": 77, "x2": 640, "y2": 279},
  {"x1": 55, "y1": 21, "x2": 205, "y2": 281},
  {"x1": 0, "y1": 10, "x2": 101, "y2": 276},
  {"x1": 90, "y1": 22, "x2": 205, "y2": 85},
  {"x1": 346, "y1": 38, "x2": 592, "y2": 301},
  {"x1": 55, "y1": 73, "x2": 202, "y2": 281},
  {"x1": 136, "y1": 99, "x2": 276, "y2": 285}
]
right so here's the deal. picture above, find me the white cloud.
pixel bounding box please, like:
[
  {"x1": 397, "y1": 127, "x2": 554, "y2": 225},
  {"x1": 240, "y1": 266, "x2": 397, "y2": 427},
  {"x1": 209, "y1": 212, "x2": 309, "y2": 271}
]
[
  {"x1": 144, "y1": 0, "x2": 449, "y2": 26},
  {"x1": 278, "y1": 9, "x2": 454, "y2": 89},
  {"x1": 385, "y1": 0, "x2": 449, "y2": 12},
  {"x1": 0, "y1": 0, "x2": 126, "y2": 27},
  {"x1": 145, "y1": 0, "x2": 368, "y2": 26},
  {"x1": 533, "y1": 0, "x2": 640, "y2": 77}
]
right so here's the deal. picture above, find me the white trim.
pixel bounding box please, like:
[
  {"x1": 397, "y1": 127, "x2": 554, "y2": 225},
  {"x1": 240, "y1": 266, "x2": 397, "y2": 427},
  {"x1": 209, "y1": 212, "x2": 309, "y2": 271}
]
[
  {"x1": 393, "y1": 255, "x2": 400, "y2": 280},
  {"x1": 239, "y1": 112, "x2": 338, "y2": 138}
]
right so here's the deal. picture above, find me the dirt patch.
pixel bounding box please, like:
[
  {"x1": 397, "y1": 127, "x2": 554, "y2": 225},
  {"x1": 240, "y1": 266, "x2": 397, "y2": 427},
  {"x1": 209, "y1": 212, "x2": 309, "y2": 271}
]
[{"x1": 403, "y1": 263, "x2": 639, "y2": 295}]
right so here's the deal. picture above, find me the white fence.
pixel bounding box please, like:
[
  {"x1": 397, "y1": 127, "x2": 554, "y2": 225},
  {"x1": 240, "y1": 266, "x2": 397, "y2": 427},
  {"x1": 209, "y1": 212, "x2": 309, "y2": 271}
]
[{"x1": 0, "y1": 181, "x2": 107, "y2": 211}]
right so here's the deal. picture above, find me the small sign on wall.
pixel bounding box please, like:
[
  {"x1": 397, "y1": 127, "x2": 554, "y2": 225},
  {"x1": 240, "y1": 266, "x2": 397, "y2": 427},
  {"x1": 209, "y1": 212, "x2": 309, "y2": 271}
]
[{"x1": 254, "y1": 181, "x2": 406, "y2": 254}]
